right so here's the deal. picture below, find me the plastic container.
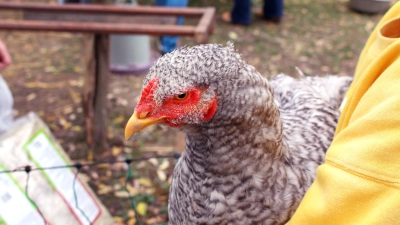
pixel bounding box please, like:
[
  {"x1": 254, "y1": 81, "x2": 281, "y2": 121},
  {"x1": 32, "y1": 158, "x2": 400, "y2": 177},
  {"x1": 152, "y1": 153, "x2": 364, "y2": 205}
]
[
  {"x1": 110, "y1": 0, "x2": 158, "y2": 74},
  {"x1": 349, "y1": 0, "x2": 391, "y2": 14}
]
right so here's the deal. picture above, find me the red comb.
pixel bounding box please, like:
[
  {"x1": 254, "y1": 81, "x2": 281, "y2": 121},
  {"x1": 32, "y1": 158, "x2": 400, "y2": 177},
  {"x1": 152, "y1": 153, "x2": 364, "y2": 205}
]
[{"x1": 136, "y1": 78, "x2": 159, "y2": 111}]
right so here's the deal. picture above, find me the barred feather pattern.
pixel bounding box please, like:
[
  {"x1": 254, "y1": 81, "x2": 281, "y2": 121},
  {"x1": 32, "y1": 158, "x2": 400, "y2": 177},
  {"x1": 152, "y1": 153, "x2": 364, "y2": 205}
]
[{"x1": 140, "y1": 43, "x2": 352, "y2": 225}]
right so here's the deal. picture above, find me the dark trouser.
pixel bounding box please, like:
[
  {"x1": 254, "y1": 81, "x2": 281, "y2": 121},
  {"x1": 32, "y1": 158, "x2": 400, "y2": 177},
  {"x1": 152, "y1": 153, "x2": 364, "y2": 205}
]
[
  {"x1": 231, "y1": 0, "x2": 252, "y2": 25},
  {"x1": 155, "y1": 0, "x2": 188, "y2": 54},
  {"x1": 231, "y1": 0, "x2": 283, "y2": 25},
  {"x1": 263, "y1": 0, "x2": 284, "y2": 20}
]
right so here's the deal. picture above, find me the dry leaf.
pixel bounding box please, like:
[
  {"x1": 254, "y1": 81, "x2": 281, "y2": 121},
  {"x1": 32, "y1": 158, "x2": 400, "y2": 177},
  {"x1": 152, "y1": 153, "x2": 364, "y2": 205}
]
[
  {"x1": 114, "y1": 190, "x2": 130, "y2": 198},
  {"x1": 72, "y1": 125, "x2": 81, "y2": 131},
  {"x1": 68, "y1": 87, "x2": 81, "y2": 104},
  {"x1": 157, "y1": 170, "x2": 167, "y2": 181},
  {"x1": 158, "y1": 160, "x2": 170, "y2": 171},
  {"x1": 24, "y1": 81, "x2": 63, "y2": 89},
  {"x1": 69, "y1": 114, "x2": 76, "y2": 121},
  {"x1": 97, "y1": 184, "x2": 113, "y2": 195},
  {"x1": 127, "y1": 209, "x2": 136, "y2": 218},
  {"x1": 63, "y1": 106, "x2": 73, "y2": 114},
  {"x1": 63, "y1": 122, "x2": 72, "y2": 130},
  {"x1": 113, "y1": 216, "x2": 124, "y2": 222},
  {"x1": 228, "y1": 31, "x2": 238, "y2": 40},
  {"x1": 127, "y1": 218, "x2": 137, "y2": 225},
  {"x1": 117, "y1": 98, "x2": 128, "y2": 106},
  {"x1": 112, "y1": 116, "x2": 125, "y2": 125},
  {"x1": 87, "y1": 150, "x2": 94, "y2": 161},
  {"x1": 68, "y1": 78, "x2": 84, "y2": 87},
  {"x1": 125, "y1": 184, "x2": 139, "y2": 196},
  {"x1": 112, "y1": 147, "x2": 122, "y2": 157},
  {"x1": 96, "y1": 164, "x2": 111, "y2": 170},
  {"x1": 148, "y1": 158, "x2": 158, "y2": 167},
  {"x1": 90, "y1": 171, "x2": 99, "y2": 179},
  {"x1": 73, "y1": 66, "x2": 84, "y2": 73},
  {"x1": 26, "y1": 93, "x2": 37, "y2": 101},
  {"x1": 146, "y1": 217, "x2": 163, "y2": 224},
  {"x1": 145, "y1": 188, "x2": 156, "y2": 195},
  {"x1": 45, "y1": 66, "x2": 57, "y2": 73},
  {"x1": 136, "y1": 202, "x2": 147, "y2": 216},
  {"x1": 138, "y1": 178, "x2": 153, "y2": 187}
]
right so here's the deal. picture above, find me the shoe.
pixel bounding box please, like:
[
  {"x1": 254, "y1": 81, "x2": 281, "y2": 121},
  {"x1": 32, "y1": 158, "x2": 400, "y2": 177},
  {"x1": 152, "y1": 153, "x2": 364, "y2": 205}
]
[
  {"x1": 253, "y1": 8, "x2": 282, "y2": 24},
  {"x1": 254, "y1": 8, "x2": 263, "y2": 18},
  {"x1": 221, "y1": 11, "x2": 251, "y2": 25},
  {"x1": 264, "y1": 17, "x2": 282, "y2": 23}
]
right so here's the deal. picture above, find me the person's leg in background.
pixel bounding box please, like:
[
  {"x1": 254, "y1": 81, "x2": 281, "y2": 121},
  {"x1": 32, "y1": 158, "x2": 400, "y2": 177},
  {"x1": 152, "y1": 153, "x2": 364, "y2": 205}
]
[
  {"x1": 155, "y1": 0, "x2": 188, "y2": 54},
  {"x1": 230, "y1": 0, "x2": 252, "y2": 25},
  {"x1": 263, "y1": 0, "x2": 283, "y2": 23}
]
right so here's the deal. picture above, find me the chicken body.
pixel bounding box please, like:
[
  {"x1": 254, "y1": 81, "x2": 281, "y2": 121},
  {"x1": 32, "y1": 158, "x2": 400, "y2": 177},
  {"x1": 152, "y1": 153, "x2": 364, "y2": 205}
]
[{"x1": 125, "y1": 43, "x2": 352, "y2": 225}]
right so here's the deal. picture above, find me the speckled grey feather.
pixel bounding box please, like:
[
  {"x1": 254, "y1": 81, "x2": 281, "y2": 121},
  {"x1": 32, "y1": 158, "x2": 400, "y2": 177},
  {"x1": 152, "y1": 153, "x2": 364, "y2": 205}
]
[{"x1": 140, "y1": 42, "x2": 352, "y2": 225}]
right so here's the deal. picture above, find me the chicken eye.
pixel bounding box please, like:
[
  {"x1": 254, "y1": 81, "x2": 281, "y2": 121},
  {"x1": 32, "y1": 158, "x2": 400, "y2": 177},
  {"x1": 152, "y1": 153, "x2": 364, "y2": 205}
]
[{"x1": 174, "y1": 92, "x2": 188, "y2": 100}]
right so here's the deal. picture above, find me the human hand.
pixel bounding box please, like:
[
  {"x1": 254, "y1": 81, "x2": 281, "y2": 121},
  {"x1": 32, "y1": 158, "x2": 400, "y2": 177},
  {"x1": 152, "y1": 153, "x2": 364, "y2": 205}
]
[{"x1": 0, "y1": 40, "x2": 11, "y2": 69}]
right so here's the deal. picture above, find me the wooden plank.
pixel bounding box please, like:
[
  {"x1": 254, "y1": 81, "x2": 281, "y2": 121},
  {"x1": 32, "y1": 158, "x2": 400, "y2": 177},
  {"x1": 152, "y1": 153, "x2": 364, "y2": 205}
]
[
  {"x1": 0, "y1": 20, "x2": 196, "y2": 36},
  {"x1": 82, "y1": 34, "x2": 96, "y2": 148},
  {"x1": 0, "y1": 2, "x2": 206, "y2": 17},
  {"x1": 23, "y1": 11, "x2": 177, "y2": 25},
  {"x1": 93, "y1": 34, "x2": 110, "y2": 153},
  {"x1": 194, "y1": 7, "x2": 216, "y2": 44}
]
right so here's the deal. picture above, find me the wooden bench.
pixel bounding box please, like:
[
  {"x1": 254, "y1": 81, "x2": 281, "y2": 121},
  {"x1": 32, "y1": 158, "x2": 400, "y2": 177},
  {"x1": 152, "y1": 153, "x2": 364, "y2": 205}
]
[{"x1": 0, "y1": 2, "x2": 215, "y2": 153}]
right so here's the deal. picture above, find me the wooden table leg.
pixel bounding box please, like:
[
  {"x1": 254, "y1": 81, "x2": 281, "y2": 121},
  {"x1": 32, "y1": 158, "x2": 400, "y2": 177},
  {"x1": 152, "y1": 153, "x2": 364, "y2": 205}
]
[
  {"x1": 83, "y1": 34, "x2": 95, "y2": 149},
  {"x1": 83, "y1": 33, "x2": 110, "y2": 155},
  {"x1": 93, "y1": 33, "x2": 110, "y2": 153}
]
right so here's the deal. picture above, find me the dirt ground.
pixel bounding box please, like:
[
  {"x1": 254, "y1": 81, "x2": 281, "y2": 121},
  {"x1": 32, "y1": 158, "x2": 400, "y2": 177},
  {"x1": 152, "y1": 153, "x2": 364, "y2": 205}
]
[{"x1": 0, "y1": 0, "x2": 388, "y2": 224}]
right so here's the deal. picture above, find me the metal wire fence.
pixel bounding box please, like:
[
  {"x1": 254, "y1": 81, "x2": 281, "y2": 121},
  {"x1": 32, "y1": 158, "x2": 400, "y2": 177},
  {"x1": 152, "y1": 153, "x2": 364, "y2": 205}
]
[{"x1": 0, "y1": 153, "x2": 181, "y2": 225}]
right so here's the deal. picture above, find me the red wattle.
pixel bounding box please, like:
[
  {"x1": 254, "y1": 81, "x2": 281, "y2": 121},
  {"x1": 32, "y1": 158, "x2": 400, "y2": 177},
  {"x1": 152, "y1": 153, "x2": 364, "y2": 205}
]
[{"x1": 203, "y1": 98, "x2": 217, "y2": 121}]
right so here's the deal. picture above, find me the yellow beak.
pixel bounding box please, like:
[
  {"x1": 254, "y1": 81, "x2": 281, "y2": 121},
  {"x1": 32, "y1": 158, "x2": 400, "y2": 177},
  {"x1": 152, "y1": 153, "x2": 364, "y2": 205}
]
[{"x1": 124, "y1": 111, "x2": 165, "y2": 140}]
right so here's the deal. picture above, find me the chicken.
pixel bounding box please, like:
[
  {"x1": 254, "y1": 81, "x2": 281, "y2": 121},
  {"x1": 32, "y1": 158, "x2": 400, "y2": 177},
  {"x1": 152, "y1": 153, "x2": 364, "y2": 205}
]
[{"x1": 125, "y1": 43, "x2": 352, "y2": 225}]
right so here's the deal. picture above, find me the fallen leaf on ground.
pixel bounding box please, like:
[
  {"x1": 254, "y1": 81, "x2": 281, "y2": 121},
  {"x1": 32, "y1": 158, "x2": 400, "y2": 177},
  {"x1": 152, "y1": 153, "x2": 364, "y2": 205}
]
[
  {"x1": 112, "y1": 147, "x2": 123, "y2": 157},
  {"x1": 72, "y1": 125, "x2": 81, "y2": 131},
  {"x1": 126, "y1": 184, "x2": 139, "y2": 196},
  {"x1": 26, "y1": 93, "x2": 37, "y2": 101},
  {"x1": 114, "y1": 190, "x2": 130, "y2": 198},
  {"x1": 139, "y1": 178, "x2": 153, "y2": 187},
  {"x1": 68, "y1": 87, "x2": 81, "y2": 104},
  {"x1": 127, "y1": 209, "x2": 136, "y2": 218},
  {"x1": 127, "y1": 218, "x2": 137, "y2": 225},
  {"x1": 113, "y1": 217, "x2": 124, "y2": 223},
  {"x1": 148, "y1": 158, "x2": 158, "y2": 167},
  {"x1": 158, "y1": 160, "x2": 170, "y2": 170},
  {"x1": 97, "y1": 184, "x2": 113, "y2": 195},
  {"x1": 228, "y1": 31, "x2": 238, "y2": 40},
  {"x1": 112, "y1": 116, "x2": 125, "y2": 125},
  {"x1": 136, "y1": 202, "x2": 147, "y2": 216},
  {"x1": 146, "y1": 216, "x2": 164, "y2": 224},
  {"x1": 24, "y1": 81, "x2": 63, "y2": 89},
  {"x1": 157, "y1": 170, "x2": 167, "y2": 181}
]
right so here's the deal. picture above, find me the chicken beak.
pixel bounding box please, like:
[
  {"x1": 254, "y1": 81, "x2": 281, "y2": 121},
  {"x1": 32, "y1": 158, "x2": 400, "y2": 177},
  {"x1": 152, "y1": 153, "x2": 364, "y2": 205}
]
[{"x1": 124, "y1": 111, "x2": 164, "y2": 140}]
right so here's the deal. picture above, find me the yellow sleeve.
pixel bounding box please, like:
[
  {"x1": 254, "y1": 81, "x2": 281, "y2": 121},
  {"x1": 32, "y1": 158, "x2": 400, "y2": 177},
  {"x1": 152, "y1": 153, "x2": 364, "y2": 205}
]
[{"x1": 287, "y1": 3, "x2": 400, "y2": 224}]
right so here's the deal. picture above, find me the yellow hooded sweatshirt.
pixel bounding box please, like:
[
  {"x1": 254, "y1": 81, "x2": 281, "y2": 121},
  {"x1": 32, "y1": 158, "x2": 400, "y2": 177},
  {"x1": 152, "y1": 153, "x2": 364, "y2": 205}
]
[{"x1": 287, "y1": 2, "x2": 400, "y2": 224}]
